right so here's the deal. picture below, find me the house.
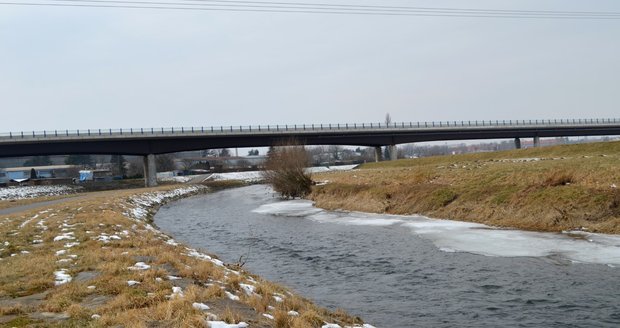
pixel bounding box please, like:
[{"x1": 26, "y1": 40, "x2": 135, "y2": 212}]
[
  {"x1": 79, "y1": 169, "x2": 113, "y2": 182},
  {"x1": 0, "y1": 169, "x2": 7, "y2": 186},
  {"x1": 4, "y1": 165, "x2": 80, "y2": 181}
]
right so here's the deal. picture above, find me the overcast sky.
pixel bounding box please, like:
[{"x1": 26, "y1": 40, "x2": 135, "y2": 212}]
[{"x1": 1, "y1": 0, "x2": 619, "y2": 132}]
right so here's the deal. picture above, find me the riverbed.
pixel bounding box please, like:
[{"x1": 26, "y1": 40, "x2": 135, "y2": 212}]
[{"x1": 154, "y1": 185, "x2": 620, "y2": 328}]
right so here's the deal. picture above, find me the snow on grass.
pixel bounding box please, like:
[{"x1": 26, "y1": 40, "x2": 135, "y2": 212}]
[
  {"x1": 54, "y1": 269, "x2": 72, "y2": 285},
  {"x1": 169, "y1": 287, "x2": 184, "y2": 299},
  {"x1": 206, "y1": 321, "x2": 248, "y2": 328},
  {"x1": 287, "y1": 310, "x2": 299, "y2": 316},
  {"x1": 159, "y1": 176, "x2": 194, "y2": 183},
  {"x1": 55, "y1": 250, "x2": 67, "y2": 256},
  {"x1": 204, "y1": 165, "x2": 358, "y2": 183},
  {"x1": 206, "y1": 172, "x2": 263, "y2": 183},
  {"x1": 0, "y1": 185, "x2": 81, "y2": 200},
  {"x1": 127, "y1": 262, "x2": 151, "y2": 270},
  {"x1": 262, "y1": 313, "x2": 274, "y2": 320},
  {"x1": 127, "y1": 280, "x2": 141, "y2": 286},
  {"x1": 95, "y1": 234, "x2": 122, "y2": 243},
  {"x1": 53, "y1": 232, "x2": 75, "y2": 242},
  {"x1": 64, "y1": 242, "x2": 80, "y2": 248},
  {"x1": 306, "y1": 164, "x2": 359, "y2": 173},
  {"x1": 18, "y1": 214, "x2": 38, "y2": 229},
  {"x1": 224, "y1": 291, "x2": 239, "y2": 301},
  {"x1": 166, "y1": 239, "x2": 179, "y2": 246},
  {"x1": 192, "y1": 302, "x2": 210, "y2": 311},
  {"x1": 239, "y1": 283, "x2": 255, "y2": 296},
  {"x1": 185, "y1": 248, "x2": 224, "y2": 267},
  {"x1": 122, "y1": 186, "x2": 206, "y2": 221}
]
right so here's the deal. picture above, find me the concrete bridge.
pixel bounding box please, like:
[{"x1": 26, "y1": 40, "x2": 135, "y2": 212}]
[{"x1": 1, "y1": 118, "x2": 619, "y2": 187}]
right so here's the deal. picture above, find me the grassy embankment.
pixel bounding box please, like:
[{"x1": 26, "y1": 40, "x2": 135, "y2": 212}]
[
  {"x1": 0, "y1": 195, "x2": 79, "y2": 211},
  {"x1": 311, "y1": 141, "x2": 620, "y2": 234},
  {"x1": 0, "y1": 183, "x2": 363, "y2": 327}
]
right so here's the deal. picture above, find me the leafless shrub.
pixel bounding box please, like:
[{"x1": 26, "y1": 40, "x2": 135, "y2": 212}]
[{"x1": 262, "y1": 141, "x2": 312, "y2": 199}]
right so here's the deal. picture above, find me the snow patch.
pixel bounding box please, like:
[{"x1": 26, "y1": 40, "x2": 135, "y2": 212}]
[
  {"x1": 192, "y1": 302, "x2": 210, "y2": 311},
  {"x1": 53, "y1": 233, "x2": 75, "y2": 241},
  {"x1": 128, "y1": 262, "x2": 151, "y2": 270},
  {"x1": 225, "y1": 291, "x2": 239, "y2": 301},
  {"x1": 0, "y1": 185, "x2": 81, "y2": 200},
  {"x1": 239, "y1": 283, "x2": 255, "y2": 296},
  {"x1": 206, "y1": 321, "x2": 248, "y2": 328},
  {"x1": 54, "y1": 270, "x2": 72, "y2": 285}
]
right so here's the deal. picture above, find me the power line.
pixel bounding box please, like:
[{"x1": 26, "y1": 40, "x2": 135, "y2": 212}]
[
  {"x1": 159, "y1": 0, "x2": 620, "y2": 16},
  {"x1": 47, "y1": 0, "x2": 620, "y2": 16},
  {"x1": 2, "y1": 0, "x2": 620, "y2": 19}
]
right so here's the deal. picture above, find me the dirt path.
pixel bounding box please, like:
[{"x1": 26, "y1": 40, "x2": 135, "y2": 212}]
[{"x1": 0, "y1": 195, "x2": 93, "y2": 216}]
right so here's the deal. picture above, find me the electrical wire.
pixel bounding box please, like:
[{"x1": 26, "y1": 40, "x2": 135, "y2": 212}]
[{"x1": 1, "y1": 0, "x2": 619, "y2": 19}]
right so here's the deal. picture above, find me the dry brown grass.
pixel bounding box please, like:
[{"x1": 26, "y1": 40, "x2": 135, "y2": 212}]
[
  {"x1": 0, "y1": 184, "x2": 365, "y2": 327},
  {"x1": 0, "y1": 194, "x2": 79, "y2": 210},
  {"x1": 312, "y1": 141, "x2": 620, "y2": 234}
]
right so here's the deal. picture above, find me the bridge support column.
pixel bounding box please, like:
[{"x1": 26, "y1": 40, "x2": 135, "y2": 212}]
[
  {"x1": 143, "y1": 154, "x2": 157, "y2": 187},
  {"x1": 389, "y1": 145, "x2": 398, "y2": 161},
  {"x1": 514, "y1": 138, "x2": 521, "y2": 149},
  {"x1": 374, "y1": 146, "x2": 382, "y2": 162},
  {"x1": 533, "y1": 136, "x2": 540, "y2": 148}
]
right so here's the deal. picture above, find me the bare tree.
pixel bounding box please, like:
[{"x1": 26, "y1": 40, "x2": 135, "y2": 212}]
[
  {"x1": 126, "y1": 156, "x2": 144, "y2": 178},
  {"x1": 385, "y1": 113, "x2": 392, "y2": 127},
  {"x1": 218, "y1": 148, "x2": 231, "y2": 157},
  {"x1": 155, "y1": 154, "x2": 176, "y2": 172},
  {"x1": 328, "y1": 145, "x2": 343, "y2": 162},
  {"x1": 180, "y1": 158, "x2": 196, "y2": 171},
  {"x1": 262, "y1": 141, "x2": 312, "y2": 199}
]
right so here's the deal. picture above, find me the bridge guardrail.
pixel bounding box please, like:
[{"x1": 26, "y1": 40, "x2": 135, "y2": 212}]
[{"x1": 1, "y1": 118, "x2": 619, "y2": 140}]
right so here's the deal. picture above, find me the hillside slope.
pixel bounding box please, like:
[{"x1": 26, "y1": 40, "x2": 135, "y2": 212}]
[{"x1": 311, "y1": 141, "x2": 620, "y2": 234}]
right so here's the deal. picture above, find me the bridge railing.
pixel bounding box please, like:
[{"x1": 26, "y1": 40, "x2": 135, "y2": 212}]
[{"x1": 1, "y1": 118, "x2": 619, "y2": 140}]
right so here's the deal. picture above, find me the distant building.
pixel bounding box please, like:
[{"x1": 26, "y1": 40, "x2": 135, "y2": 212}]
[
  {"x1": 79, "y1": 169, "x2": 112, "y2": 182},
  {"x1": 0, "y1": 169, "x2": 7, "y2": 186},
  {"x1": 4, "y1": 165, "x2": 79, "y2": 181}
]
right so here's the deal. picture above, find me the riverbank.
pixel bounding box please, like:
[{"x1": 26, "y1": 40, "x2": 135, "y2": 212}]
[
  {"x1": 311, "y1": 141, "x2": 620, "y2": 234},
  {"x1": 0, "y1": 185, "x2": 367, "y2": 327}
]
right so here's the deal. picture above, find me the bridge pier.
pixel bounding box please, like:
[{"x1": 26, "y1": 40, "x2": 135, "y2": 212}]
[
  {"x1": 533, "y1": 136, "x2": 540, "y2": 148},
  {"x1": 374, "y1": 146, "x2": 382, "y2": 162},
  {"x1": 389, "y1": 145, "x2": 398, "y2": 161},
  {"x1": 143, "y1": 154, "x2": 158, "y2": 187},
  {"x1": 514, "y1": 138, "x2": 521, "y2": 149}
]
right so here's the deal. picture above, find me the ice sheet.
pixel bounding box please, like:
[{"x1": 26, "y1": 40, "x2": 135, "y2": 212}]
[{"x1": 253, "y1": 199, "x2": 620, "y2": 266}]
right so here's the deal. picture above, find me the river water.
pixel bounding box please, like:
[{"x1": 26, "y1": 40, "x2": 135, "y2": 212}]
[{"x1": 154, "y1": 185, "x2": 620, "y2": 328}]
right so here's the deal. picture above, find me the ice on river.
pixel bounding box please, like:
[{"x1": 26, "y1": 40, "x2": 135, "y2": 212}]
[{"x1": 253, "y1": 200, "x2": 620, "y2": 266}]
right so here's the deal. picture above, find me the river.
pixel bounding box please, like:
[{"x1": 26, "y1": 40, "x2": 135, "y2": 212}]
[{"x1": 154, "y1": 185, "x2": 620, "y2": 328}]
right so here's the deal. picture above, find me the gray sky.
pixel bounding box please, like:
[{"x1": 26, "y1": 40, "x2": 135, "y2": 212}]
[{"x1": 1, "y1": 0, "x2": 619, "y2": 132}]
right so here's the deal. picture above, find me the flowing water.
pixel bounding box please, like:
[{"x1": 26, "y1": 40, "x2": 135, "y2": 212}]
[{"x1": 154, "y1": 185, "x2": 620, "y2": 328}]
